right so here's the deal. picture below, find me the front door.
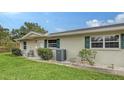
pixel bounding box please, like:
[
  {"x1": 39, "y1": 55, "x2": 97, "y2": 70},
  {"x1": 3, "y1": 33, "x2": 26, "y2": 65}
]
[
  {"x1": 28, "y1": 41, "x2": 37, "y2": 57},
  {"x1": 40, "y1": 41, "x2": 44, "y2": 48},
  {"x1": 29, "y1": 41, "x2": 36, "y2": 50},
  {"x1": 28, "y1": 40, "x2": 44, "y2": 56}
]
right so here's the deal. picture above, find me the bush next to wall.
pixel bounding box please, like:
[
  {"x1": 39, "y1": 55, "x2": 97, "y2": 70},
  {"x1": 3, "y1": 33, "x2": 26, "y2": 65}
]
[
  {"x1": 37, "y1": 48, "x2": 53, "y2": 60},
  {"x1": 79, "y1": 49, "x2": 97, "y2": 65},
  {"x1": 11, "y1": 48, "x2": 22, "y2": 56}
]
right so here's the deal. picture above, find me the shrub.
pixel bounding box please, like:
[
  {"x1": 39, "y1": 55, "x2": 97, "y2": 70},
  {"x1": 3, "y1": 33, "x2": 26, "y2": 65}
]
[
  {"x1": 79, "y1": 49, "x2": 97, "y2": 65},
  {"x1": 37, "y1": 48, "x2": 53, "y2": 60},
  {"x1": 11, "y1": 48, "x2": 22, "y2": 56}
]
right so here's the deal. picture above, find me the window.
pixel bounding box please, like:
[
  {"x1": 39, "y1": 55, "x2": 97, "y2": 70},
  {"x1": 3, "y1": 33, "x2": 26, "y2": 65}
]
[
  {"x1": 48, "y1": 40, "x2": 57, "y2": 48},
  {"x1": 105, "y1": 35, "x2": 119, "y2": 48},
  {"x1": 90, "y1": 35, "x2": 120, "y2": 49},
  {"x1": 23, "y1": 41, "x2": 27, "y2": 49},
  {"x1": 91, "y1": 36, "x2": 103, "y2": 48}
]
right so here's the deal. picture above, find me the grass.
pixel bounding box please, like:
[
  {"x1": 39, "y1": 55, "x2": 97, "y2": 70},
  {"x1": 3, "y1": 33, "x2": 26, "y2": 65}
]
[{"x1": 0, "y1": 53, "x2": 124, "y2": 80}]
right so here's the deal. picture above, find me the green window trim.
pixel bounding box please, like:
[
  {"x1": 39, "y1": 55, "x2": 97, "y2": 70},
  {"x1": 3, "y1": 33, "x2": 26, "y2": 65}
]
[
  {"x1": 121, "y1": 34, "x2": 124, "y2": 49},
  {"x1": 56, "y1": 39, "x2": 60, "y2": 48},
  {"x1": 85, "y1": 36, "x2": 90, "y2": 49}
]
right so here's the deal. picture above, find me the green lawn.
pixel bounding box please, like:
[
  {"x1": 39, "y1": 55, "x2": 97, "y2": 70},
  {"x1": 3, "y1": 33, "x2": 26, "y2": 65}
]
[{"x1": 0, "y1": 53, "x2": 124, "y2": 80}]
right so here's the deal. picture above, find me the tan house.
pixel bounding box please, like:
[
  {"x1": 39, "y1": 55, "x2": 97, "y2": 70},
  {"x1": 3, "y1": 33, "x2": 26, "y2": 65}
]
[{"x1": 17, "y1": 23, "x2": 124, "y2": 67}]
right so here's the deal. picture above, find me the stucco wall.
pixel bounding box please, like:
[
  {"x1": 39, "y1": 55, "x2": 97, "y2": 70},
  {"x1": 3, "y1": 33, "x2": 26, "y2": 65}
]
[
  {"x1": 19, "y1": 30, "x2": 124, "y2": 67},
  {"x1": 20, "y1": 39, "x2": 44, "y2": 57},
  {"x1": 95, "y1": 50, "x2": 124, "y2": 67},
  {"x1": 60, "y1": 35, "x2": 85, "y2": 60},
  {"x1": 59, "y1": 31, "x2": 124, "y2": 67},
  {"x1": 88, "y1": 31, "x2": 124, "y2": 67}
]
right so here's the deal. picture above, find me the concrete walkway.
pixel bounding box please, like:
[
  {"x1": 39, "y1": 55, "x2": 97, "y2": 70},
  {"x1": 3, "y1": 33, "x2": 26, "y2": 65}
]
[{"x1": 26, "y1": 57, "x2": 124, "y2": 76}]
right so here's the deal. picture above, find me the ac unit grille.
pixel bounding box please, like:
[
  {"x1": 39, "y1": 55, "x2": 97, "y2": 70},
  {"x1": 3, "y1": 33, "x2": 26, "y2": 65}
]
[{"x1": 56, "y1": 49, "x2": 66, "y2": 61}]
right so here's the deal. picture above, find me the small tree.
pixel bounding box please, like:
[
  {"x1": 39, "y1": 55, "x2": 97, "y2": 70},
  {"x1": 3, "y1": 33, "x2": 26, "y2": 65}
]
[
  {"x1": 79, "y1": 49, "x2": 97, "y2": 65},
  {"x1": 37, "y1": 48, "x2": 53, "y2": 60},
  {"x1": 11, "y1": 22, "x2": 47, "y2": 39}
]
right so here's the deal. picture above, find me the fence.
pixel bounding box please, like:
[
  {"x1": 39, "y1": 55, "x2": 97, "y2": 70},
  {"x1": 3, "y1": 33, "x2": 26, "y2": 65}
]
[
  {"x1": 0, "y1": 47, "x2": 10, "y2": 53},
  {"x1": 0, "y1": 42, "x2": 20, "y2": 53}
]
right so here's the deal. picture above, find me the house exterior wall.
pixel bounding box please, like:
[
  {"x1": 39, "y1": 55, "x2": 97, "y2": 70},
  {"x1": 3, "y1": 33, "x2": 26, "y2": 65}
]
[
  {"x1": 19, "y1": 30, "x2": 124, "y2": 67},
  {"x1": 59, "y1": 31, "x2": 124, "y2": 67},
  {"x1": 94, "y1": 50, "x2": 124, "y2": 67},
  {"x1": 60, "y1": 35, "x2": 85, "y2": 60},
  {"x1": 20, "y1": 39, "x2": 44, "y2": 57}
]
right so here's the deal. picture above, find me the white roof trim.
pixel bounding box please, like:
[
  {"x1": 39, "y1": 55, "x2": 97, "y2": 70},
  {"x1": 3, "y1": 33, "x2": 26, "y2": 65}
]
[
  {"x1": 49, "y1": 24, "x2": 124, "y2": 37},
  {"x1": 16, "y1": 23, "x2": 124, "y2": 40},
  {"x1": 17, "y1": 31, "x2": 47, "y2": 41}
]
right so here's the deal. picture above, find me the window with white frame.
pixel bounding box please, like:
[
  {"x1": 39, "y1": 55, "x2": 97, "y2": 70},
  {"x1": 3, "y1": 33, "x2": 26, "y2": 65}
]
[
  {"x1": 105, "y1": 35, "x2": 119, "y2": 48},
  {"x1": 91, "y1": 36, "x2": 103, "y2": 48},
  {"x1": 48, "y1": 40, "x2": 57, "y2": 48},
  {"x1": 91, "y1": 35, "x2": 120, "y2": 48}
]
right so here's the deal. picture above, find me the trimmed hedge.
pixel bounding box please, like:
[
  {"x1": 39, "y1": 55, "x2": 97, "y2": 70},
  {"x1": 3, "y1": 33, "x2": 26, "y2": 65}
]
[
  {"x1": 37, "y1": 48, "x2": 53, "y2": 60},
  {"x1": 11, "y1": 48, "x2": 22, "y2": 56}
]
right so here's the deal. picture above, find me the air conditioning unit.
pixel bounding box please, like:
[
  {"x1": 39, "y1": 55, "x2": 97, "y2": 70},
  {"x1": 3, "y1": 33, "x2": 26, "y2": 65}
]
[{"x1": 56, "y1": 49, "x2": 66, "y2": 61}]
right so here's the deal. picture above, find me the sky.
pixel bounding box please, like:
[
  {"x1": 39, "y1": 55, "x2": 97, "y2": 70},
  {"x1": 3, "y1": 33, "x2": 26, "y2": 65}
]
[{"x1": 0, "y1": 12, "x2": 124, "y2": 33}]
